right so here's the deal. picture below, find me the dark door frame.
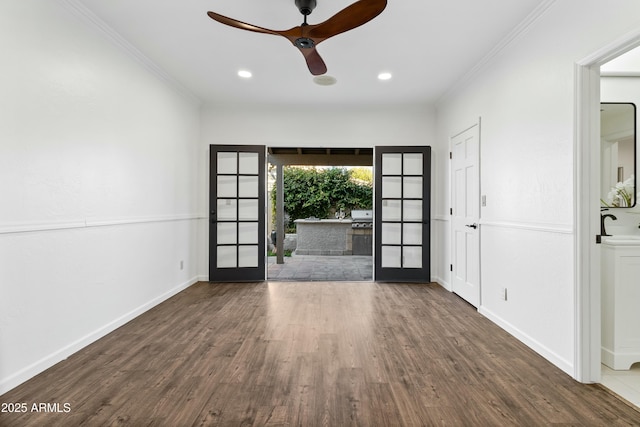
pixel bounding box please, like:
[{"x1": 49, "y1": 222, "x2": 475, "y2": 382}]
[
  {"x1": 374, "y1": 146, "x2": 431, "y2": 282},
  {"x1": 209, "y1": 145, "x2": 266, "y2": 282}
]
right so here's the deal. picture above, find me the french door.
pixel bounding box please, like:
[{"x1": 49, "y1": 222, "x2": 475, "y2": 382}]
[
  {"x1": 374, "y1": 146, "x2": 431, "y2": 282},
  {"x1": 209, "y1": 145, "x2": 266, "y2": 281}
]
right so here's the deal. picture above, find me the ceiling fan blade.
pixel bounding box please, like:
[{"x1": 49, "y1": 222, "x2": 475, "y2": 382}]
[
  {"x1": 298, "y1": 46, "x2": 328, "y2": 76},
  {"x1": 308, "y1": 0, "x2": 387, "y2": 41},
  {"x1": 207, "y1": 11, "x2": 281, "y2": 36}
]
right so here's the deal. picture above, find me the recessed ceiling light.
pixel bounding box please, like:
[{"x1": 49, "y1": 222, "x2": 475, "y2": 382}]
[
  {"x1": 378, "y1": 72, "x2": 392, "y2": 81},
  {"x1": 237, "y1": 70, "x2": 252, "y2": 78},
  {"x1": 313, "y1": 75, "x2": 337, "y2": 86}
]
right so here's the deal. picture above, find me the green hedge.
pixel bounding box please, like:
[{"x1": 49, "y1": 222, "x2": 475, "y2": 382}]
[{"x1": 271, "y1": 167, "x2": 372, "y2": 231}]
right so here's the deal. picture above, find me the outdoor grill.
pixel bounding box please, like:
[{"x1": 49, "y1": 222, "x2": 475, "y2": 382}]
[
  {"x1": 350, "y1": 210, "x2": 373, "y2": 228},
  {"x1": 350, "y1": 210, "x2": 373, "y2": 255}
]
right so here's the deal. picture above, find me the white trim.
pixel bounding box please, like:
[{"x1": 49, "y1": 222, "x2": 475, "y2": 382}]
[
  {"x1": 574, "y1": 27, "x2": 640, "y2": 384},
  {"x1": 479, "y1": 306, "x2": 573, "y2": 376},
  {"x1": 58, "y1": 0, "x2": 202, "y2": 106},
  {"x1": 433, "y1": 277, "x2": 452, "y2": 292},
  {"x1": 450, "y1": 123, "x2": 479, "y2": 140},
  {"x1": 574, "y1": 62, "x2": 601, "y2": 384},
  {"x1": 0, "y1": 276, "x2": 199, "y2": 395},
  {"x1": 436, "y1": 0, "x2": 556, "y2": 105},
  {"x1": 577, "y1": 29, "x2": 640, "y2": 68},
  {"x1": 0, "y1": 214, "x2": 204, "y2": 235},
  {"x1": 480, "y1": 220, "x2": 573, "y2": 235}
]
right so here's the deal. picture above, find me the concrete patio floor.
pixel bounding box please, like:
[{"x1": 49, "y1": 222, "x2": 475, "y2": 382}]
[{"x1": 267, "y1": 254, "x2": 373, "y2": 281}]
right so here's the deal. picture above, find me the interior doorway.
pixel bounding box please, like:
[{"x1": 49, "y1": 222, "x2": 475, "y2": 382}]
[
  {"x1": 267, "y1": 147, "x2": 374, "y2": 281},
  {"x1": 597, "y1": 47, "x2": 640, "y2": 407},
  {"x1": 575, "y1": 30, "x2": 640, "y2": 408}
]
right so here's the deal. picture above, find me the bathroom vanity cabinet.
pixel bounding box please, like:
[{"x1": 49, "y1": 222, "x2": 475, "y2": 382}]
[{"x1": 601, "y1": 238, "x2": 640, "y2": 370}]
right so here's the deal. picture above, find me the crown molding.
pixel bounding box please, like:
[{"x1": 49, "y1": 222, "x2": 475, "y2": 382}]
[
  {"x1": 58, "y1": 0, "x2": 202, "y2": 106},
  {"x1": 436, "y1": 0, "x2": 557, "y2": 106}
]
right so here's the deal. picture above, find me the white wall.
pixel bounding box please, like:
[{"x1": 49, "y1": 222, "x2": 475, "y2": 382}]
[
  {"x1": 435, "y1": 0, "x2": 640, "y2": 377},
  {"x1": 201, "y1": 105, "x2": 435, "y2": 147},
  {"x1": 601, "y1": 76, "x2": 640, "y2": 223},
  {"x1": 0, "y1": 1, "x2": 201, "y2": 393}
]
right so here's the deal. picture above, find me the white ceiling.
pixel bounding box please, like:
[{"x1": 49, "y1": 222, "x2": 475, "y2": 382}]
[{"x1": 75, "y1": 0, "x2": 546, "y2": 107}]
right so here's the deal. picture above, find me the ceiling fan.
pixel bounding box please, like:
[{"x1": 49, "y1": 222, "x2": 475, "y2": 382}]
[{"x1": 207, "y1": 0, "x2": 387, "y2": 76}]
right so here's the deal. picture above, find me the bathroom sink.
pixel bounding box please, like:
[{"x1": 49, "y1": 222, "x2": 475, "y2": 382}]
[
  {"x1": 606, "y1": 225, "x2": 640, "y2": 236},
  {"x1": 602, "y1": 235, "x2": 640, "y2": 245}
]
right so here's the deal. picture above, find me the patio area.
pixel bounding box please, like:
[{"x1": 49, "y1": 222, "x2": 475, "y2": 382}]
[{"x1": 267, "y1": 254, "x2": 373, "y2": 281}]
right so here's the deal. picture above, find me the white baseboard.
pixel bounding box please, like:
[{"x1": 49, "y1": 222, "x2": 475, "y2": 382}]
[
  {"x1": 433, "y1": 276, "x2": 452, "y2": 292},
  {"x1": 479, "y1": 306, "x2": 574, "y2": 376},
  {"x1": 0, "y1": 276, "x2": 199, "y2": 395}
]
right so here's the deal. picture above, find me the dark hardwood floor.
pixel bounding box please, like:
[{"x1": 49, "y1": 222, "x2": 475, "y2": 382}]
[{"x1": 1, "y1": 281, "x2": 639, "y2": 426}]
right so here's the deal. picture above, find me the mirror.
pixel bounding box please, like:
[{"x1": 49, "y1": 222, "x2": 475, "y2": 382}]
[{"x1": 601, "y1": 102, "x2": 636, "y2": 207}]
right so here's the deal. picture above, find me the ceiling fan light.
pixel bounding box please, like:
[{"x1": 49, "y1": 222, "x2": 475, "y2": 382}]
[
  {"x1": 313, "y1": 75, "x2": 337, "y2": 86},
  {"x1": 237, "y1": 70, "x2": 252, "y2": 78},
  {"x1": 378, "y1": 72, "x2": 392, "y2": 81}
]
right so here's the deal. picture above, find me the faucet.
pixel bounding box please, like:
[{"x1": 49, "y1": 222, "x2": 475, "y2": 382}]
[{"x1": 600, "y1": 211, "x2": 617, "y2": 236}]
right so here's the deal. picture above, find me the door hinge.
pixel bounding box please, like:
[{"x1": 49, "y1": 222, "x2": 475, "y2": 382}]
[
  {"x1": 449, "y1": 152, "x2": 452, "y2": 160},
  {"x1": 450, "y1": 208, "x2": 453, "y2": 215},
  {"x1": 450, "y1": 264, "x2": 453, "y2": 272}
]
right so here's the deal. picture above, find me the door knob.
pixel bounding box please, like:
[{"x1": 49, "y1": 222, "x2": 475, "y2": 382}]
[{"x1": 465, "y1": 223, "x2": 478, "y2": 229}]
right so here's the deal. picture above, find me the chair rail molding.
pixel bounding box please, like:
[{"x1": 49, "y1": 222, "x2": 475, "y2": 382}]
[{"x1": 0, "y1": 214, "x2": 203, "y2": 235}]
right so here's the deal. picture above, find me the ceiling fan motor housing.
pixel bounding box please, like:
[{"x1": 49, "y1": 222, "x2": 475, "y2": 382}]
[{"x1": 295, "y1": 0, "x2": 317, "y2": 15}]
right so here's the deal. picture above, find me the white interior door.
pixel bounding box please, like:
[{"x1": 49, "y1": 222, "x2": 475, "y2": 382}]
[{"x1": 451, "y1": 124, "x2": 480, "y2": 307}]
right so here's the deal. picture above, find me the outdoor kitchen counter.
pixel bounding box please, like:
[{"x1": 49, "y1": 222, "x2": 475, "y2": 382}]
[{"x1": 294, "y1": 219, "x2": 353, "y2": 255}]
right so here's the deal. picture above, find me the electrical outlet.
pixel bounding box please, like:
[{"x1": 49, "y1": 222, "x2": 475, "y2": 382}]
[
  {"x1": 500, "y1": 287, "x2": 508, "y2": 301},
  {"x1": 180, "y1": 260, "x2": 184, "y2": 270}
]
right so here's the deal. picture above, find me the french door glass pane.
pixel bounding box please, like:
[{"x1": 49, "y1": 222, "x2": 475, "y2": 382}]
[
  {"x1": 382, "y1": 177, "x2": 401, "y2": 198},
  {"x1": 403, "y1": 153, "x2": 422, "y2": 175},
  {"x1": 381, "y1": 246, "x2": 402, "y2": 268},
  {"x1": 217, "y1": 152, "x2": 237, "y2": 174},
  {"x1": 238, "y1": 246, "x2": 258, "y2": 268},
  {"x1": 238, "y1": 222, "x2": 258, "y2": 244},
  {"x1": 381, "y1": 223, "x2": 401, "y2": 245},
  {"x1": 403, "y1": 223, "x2": 422, "y2": 245},
  {"x1": 217, "y1": 246, "x2": 236, "y2": 268},
  {"x1": 217, "y1": 199, "x2": 237, "y2": 220},
  {"x1": 238, "y1": 199, "x2": 259, "y2": 220},
  {"x1": 403, "y1": 247, "x2": 422, "y2": 268},
  {"x1": 217, "y1": 176, "x2": 237, "y2": 197},
  {"x1": 238, "y1": 176, "x2": 259, "y2": 197},
  {"x1": 238, "y1": 152, "x2": 259, "y2": 174},
  {"x1": 217, "y1": 223, "x2": 236, "y2": 244},
  {"x1": 403, "y1": 200, "x2": 422, "y2": 221},
  {"x1": 382, "y1": 200, "x2": 401, "y2": 221},
  {"x1": 403, "y1": 177, "x2": 422, "y2": 198},
  {"x1": 382, "y1": 153, "x2": 402, "y2": 175}
]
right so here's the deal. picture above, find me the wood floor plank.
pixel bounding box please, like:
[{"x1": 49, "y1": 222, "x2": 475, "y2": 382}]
[{"x1": 1, "y1": 281, "x2": 639, "y2": 426}]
